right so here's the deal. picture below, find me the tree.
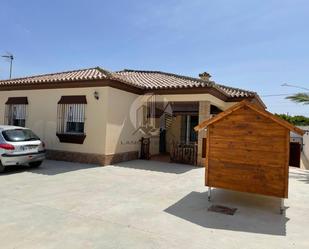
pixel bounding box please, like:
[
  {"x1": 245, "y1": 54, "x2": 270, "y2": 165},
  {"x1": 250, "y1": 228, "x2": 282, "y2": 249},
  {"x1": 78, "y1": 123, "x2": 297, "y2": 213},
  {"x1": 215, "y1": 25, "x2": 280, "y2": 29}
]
[
  {"x1": 275, "y1": 113, "x2": 309, "y2": 126},
  {"x1": 286, "y1": 93, "x2": 309, "y2": 104}
]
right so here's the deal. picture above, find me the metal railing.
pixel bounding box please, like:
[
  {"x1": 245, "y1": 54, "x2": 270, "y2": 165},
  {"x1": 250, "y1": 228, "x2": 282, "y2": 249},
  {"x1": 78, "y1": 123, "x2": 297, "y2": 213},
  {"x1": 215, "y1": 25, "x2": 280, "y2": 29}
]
[{"x1": 170, "y1": 142, "x2": 198, "y2": 165}]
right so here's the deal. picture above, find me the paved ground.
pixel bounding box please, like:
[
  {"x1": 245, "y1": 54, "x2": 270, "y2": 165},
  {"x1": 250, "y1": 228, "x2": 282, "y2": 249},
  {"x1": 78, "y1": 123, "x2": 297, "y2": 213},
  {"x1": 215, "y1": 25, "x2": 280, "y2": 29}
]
[{"x1": 0, "y1": 160, "x2": 309, "y2": 249}]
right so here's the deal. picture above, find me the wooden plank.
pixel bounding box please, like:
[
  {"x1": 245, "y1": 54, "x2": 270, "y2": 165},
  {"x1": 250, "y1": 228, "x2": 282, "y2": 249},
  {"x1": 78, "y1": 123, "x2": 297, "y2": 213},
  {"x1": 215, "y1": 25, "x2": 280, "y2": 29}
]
[
  {"x1": 209, "y1": 148, "x2": 286, "y2": 167},
  {"x1": 207, "y1": 159, "x2": 286, "y2": 197},
  {"x1": 208, "y1": 160, "x2": 285, "y2": 181},
  {"x1": 209, "y1": 134, "x2": 285, "y2": 144},
  {"x1": 210, "y1": 125, "x2": 287, "y2": 137},
  {"x1": 212, "y1": 112, "x2": 284, "y2": 125},
  {"x1": 244, "y1": 101, "x2": 305, "y2": 135},
  {"x1": 210, "y1": 139, "x2": 286, "y2": 153},
  {"x1": 284, "y1": 131, "x2": 289, "y2": 198},
  {"x1": 205, "y1": 128, "x2": 210, "y2": 186},
  {"x1": 211, "y1": 120, "x2": 285, "y2": 131},
  {"x1": 201, "y1": 101, "x2": 291, "y2": 198}
]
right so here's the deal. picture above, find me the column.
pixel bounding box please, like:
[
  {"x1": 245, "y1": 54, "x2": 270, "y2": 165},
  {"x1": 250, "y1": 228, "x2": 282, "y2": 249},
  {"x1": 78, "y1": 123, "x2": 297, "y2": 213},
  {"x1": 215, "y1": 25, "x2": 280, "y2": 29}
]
[{"x1": 197, "y1": 101, "x2": 211, "y2": 166}]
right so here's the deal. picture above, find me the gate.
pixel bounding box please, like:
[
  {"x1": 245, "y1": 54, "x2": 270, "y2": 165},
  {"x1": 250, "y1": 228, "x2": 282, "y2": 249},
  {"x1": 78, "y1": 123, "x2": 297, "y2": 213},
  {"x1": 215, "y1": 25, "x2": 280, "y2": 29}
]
[{"x1": 170, "y1": 143, "x2": 198, "y2": 165}]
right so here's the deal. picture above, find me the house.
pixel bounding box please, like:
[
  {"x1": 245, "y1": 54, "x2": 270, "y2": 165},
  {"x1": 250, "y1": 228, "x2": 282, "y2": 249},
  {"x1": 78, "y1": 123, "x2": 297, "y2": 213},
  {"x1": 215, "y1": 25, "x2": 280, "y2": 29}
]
[
  {"x1": 0, "y1": 67, "x2": 265, "y2": 166},
  {"x1": 195, "y1": 100, "x2": 304, "y2": 201}
]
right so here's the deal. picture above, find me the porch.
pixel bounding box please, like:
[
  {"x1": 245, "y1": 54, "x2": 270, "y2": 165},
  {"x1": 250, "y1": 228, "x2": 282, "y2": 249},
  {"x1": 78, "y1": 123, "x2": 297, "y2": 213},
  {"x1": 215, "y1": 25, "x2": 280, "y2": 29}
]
[{"x1": 140, "y1": 100, "x2": 222, "y2": 166}]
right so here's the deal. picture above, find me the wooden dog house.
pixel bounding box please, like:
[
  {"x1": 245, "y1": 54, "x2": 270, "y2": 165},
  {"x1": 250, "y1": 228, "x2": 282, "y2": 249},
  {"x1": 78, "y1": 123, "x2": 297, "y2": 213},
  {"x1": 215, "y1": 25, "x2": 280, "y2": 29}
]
[{"x1": 195, "y1": 100, "x2": 304, "y2": 199}]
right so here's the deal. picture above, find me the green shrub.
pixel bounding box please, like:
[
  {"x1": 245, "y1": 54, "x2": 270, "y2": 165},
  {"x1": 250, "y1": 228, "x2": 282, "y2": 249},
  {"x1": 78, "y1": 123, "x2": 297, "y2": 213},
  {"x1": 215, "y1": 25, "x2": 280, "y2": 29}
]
[{"x1": 275, "y1": 114, "x2": 309, "y2": 126}]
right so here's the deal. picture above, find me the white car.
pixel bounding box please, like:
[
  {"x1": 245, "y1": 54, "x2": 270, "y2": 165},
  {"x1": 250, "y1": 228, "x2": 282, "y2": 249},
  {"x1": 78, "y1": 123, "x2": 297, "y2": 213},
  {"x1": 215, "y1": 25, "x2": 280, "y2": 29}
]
[{"x1": 0, "y1": 125, "x2": 46, "y2": 172}]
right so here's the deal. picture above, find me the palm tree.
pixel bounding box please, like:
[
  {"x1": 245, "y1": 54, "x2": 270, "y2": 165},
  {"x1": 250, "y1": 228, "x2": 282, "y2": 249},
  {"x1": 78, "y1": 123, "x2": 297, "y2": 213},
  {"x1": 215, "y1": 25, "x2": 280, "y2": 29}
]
[{"x1": 286, "y1": 93, "x2": 309, "y2": 105}]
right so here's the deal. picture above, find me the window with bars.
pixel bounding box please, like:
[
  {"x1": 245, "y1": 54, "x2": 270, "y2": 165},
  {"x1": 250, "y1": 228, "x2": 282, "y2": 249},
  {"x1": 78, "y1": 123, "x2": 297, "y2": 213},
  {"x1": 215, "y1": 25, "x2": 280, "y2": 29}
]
[
  {"x1": 57, "y1": 96, "x2": 87, "y2": 135},
  {"x1": 5, "y1": 97, "x2": 28, "y2": 127}
]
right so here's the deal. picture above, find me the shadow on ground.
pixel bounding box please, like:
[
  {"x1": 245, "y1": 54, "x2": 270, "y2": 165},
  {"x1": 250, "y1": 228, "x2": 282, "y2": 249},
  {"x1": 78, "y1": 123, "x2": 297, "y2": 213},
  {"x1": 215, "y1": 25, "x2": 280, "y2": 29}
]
[
  {"x1": 165, "y1": 190, "x2": 289, "y2": 235},
  {"x1": 112, "y1": 160, "x2": 197, "y2": 174},
  {"x1": 0, "y1": 160, "x2": 98, "y2": 176},
  {"x1": 289, "y1": 169, "x2": 309, "y2": 184}
]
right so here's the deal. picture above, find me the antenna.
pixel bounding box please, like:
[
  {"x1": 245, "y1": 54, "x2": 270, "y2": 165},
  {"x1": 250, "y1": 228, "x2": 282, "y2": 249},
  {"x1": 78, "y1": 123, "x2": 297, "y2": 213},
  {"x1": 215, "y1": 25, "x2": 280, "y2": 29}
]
[{"x1": 1, "y1": 52, "x2": 14, "y2": 79}]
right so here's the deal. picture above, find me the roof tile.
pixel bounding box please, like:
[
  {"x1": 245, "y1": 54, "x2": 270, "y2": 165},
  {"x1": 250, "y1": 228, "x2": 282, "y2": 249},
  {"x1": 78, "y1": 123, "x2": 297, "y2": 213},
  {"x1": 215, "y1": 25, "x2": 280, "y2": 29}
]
[
  {"x1": 112, "y1": 69, "x2": 256, "y2": 98},
  {"x1": 0, "y1": 67, "x2": 109, "y2": 86},
  {"x1": 0, "y1": 67, "x2": 258, "y2": 100}
]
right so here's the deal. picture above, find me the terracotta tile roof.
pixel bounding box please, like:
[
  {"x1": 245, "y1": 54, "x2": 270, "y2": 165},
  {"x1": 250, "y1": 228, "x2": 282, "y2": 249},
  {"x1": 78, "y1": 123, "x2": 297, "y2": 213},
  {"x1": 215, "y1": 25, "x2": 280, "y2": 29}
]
[
  {"x1": 112, "y1": 69, "x2": 256, "y2": 98},
  {"x1": 0, "y1": 66, "x2": 259, "y2": 101},
  {"x1": 0, "y1": 67, "x2": 110, "y2": 86}
]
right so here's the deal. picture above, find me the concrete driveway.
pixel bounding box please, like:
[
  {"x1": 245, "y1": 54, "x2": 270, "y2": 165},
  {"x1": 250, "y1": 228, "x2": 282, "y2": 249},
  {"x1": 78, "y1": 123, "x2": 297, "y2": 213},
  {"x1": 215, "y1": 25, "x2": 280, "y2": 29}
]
[{"x1": 0, "y1": 160, "x2": 308, "y2": 249}]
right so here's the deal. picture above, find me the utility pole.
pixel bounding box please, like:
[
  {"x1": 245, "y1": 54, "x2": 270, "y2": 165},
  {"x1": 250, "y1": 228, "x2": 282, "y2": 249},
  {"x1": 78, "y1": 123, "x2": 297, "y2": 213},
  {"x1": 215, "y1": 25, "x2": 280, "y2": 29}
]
[{"x1": 1, "y1": 53, "x2": 14, "y2": 79}]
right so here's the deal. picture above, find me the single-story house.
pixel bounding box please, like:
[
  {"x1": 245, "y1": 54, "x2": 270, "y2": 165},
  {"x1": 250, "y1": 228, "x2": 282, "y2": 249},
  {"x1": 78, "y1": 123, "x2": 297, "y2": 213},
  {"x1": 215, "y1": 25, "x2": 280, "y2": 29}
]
[{"x1": 0, "y1": 67, "x2": 265, "y2": 166}]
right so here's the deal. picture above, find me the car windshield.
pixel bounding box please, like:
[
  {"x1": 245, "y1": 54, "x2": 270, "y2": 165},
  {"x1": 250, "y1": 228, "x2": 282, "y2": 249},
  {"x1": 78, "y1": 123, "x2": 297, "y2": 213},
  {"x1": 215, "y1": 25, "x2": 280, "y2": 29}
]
[{"x1": 2, "y1": 129, "x2": 40, "y2": 142}]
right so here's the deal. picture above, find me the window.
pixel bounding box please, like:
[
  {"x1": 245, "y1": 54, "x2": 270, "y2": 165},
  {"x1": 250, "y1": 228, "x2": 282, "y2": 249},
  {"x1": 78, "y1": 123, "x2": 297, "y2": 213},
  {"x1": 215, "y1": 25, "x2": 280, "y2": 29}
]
[
  {"x1": 64, "y1": 104, "x2": 85, "y2": 134},
  {"x1": 56, "y1": 96, "x2": 87, "y2": 144},
  {"x1": 180, "y1": 115, "x2": 198, "y2": 144},
  {"x1": 189, "y1": 116, "x2": 199, "y2": 142},
  {"x1": 5, "y1": 97, "x2": 28, "y2": 127}
]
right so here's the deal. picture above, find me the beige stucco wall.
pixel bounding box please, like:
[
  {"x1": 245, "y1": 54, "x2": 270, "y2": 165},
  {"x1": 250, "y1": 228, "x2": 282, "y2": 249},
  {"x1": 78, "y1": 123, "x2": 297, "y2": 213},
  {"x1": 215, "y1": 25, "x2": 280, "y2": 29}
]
[
  {"x1": 0, "y1": 87, "x2": 239, "y2": 158},
  {"x1": 0, "y1": 87, "x2": 109, "y2": 154},
  {"x1": 102, "y1": 92, "x2": 236, "y2": 157},
  {"x1": 104, "y1": 87, "x2": 142, "y2": 155}
]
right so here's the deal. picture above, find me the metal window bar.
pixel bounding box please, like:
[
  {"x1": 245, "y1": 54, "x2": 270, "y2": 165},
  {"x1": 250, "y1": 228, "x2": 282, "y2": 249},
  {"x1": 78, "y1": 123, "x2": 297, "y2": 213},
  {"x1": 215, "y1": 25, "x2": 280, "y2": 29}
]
[
  {"x1": 5, "y1": 104, "x2": 27, "y2": 127},
  {"x1": 57, "y1": 104, "x2": 85, "y2": 134}
]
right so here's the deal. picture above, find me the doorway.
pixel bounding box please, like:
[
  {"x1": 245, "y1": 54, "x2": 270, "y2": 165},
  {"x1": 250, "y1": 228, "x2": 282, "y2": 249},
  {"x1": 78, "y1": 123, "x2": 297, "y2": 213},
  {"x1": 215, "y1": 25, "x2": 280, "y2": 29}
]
[{"x1": 289, "y1": 142, "x2": 301, "y2": 167}]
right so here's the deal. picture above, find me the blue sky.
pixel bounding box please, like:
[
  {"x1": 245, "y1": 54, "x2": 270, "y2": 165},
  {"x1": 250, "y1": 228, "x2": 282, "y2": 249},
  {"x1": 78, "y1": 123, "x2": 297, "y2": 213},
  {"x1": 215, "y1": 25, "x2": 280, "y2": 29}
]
[{"x1": 0, "y1": 0, "x2": 308, "y2": 115}]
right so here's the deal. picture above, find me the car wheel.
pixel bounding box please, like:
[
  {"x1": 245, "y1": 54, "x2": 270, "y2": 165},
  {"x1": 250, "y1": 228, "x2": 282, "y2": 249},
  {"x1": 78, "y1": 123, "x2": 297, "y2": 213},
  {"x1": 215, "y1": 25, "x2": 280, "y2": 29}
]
[
  {"x1": 0, "y1": 162, "x2": 5, "y2": 173},
  {"x1": 29, "y1": 161, "x2": 43, "y2": 168}
]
